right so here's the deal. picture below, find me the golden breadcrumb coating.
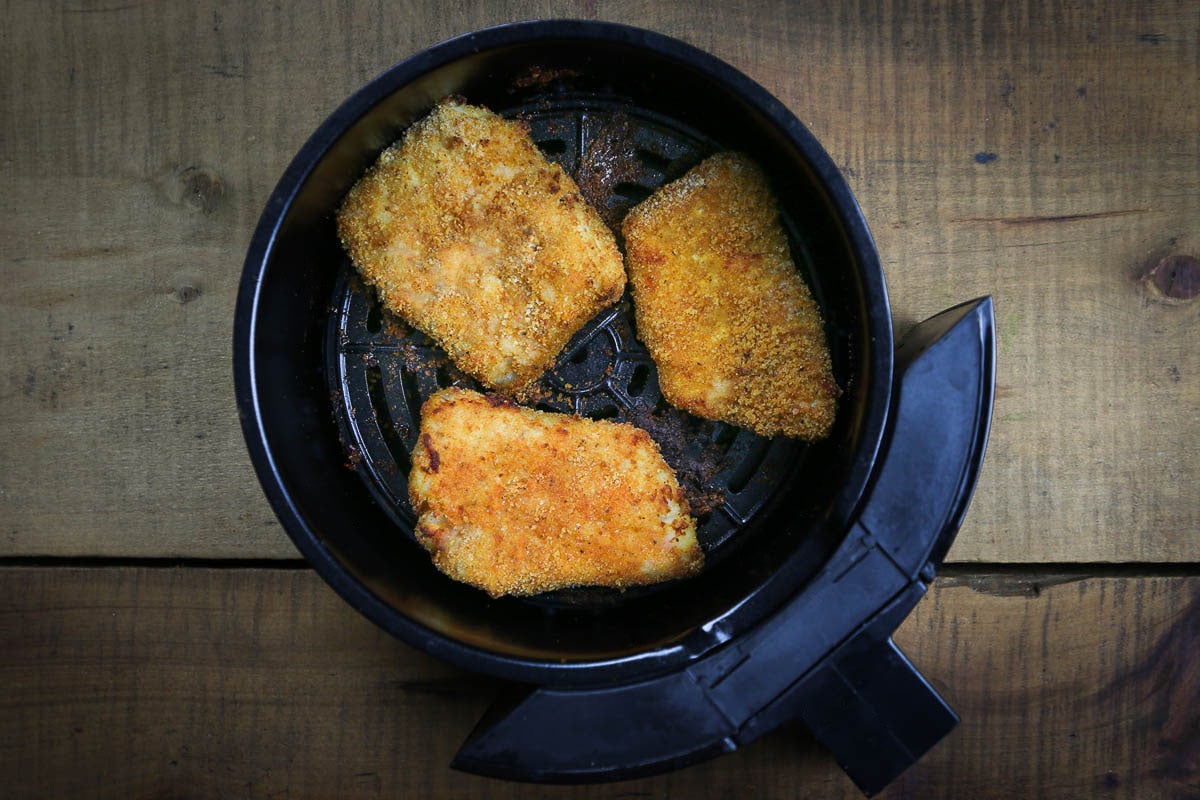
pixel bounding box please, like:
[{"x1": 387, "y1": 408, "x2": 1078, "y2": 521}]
[
  {"x1": 621, "y1": 152, "x2": 839, "y2": 440},
  {"x1": 337, "y1": 100, "x2": 626, "y2": 396},
  {"x1": 408, "y1": 388, "x2": 702, "y2": 597}
]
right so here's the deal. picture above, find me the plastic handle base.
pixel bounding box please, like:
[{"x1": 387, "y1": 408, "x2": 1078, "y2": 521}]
[{"x1": 789, "y1": 600, "x2": 959, "y2": 796}]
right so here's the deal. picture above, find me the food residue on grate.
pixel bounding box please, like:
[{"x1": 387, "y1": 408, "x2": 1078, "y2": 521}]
[
  {"x1": 576, "y1": 112, "x2": 645, "y2": 230},
  {"x1": 511, "y1": 65, "x2": 582, "y2": 90},
  {"x1": 381, "y1": 313, "x2": 411, "y2": 342},
  {"x1": 629, "y1": 403, "x2": 733, "y2": 518}
]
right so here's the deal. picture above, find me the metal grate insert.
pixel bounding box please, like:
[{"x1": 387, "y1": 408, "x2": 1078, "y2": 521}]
[{"x1": 327, "y1": 96, "x2": 814, "y2": 600}]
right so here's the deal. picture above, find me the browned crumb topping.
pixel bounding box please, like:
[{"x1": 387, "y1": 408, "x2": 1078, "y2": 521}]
[
  {"x1": 408, "y1": 388, "x2": 702, "y2": 597},
  {"x1": 337, "y1": 100, "x2": 626, "y2": 398},
  {"x1": 622, "y1": 152, "x2": 839, "y2": 440}
]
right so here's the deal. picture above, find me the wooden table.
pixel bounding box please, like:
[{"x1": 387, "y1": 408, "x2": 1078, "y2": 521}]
[{"x1": 3, "y1": 2, "x2": 1198, "y2": 797}]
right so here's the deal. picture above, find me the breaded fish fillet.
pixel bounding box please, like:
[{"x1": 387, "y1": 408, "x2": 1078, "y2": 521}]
[
  {"x1": 622, "y1": 152, "x2": 839, "y2": 440},
  {"x1": 408, "y1": 388, "x2": 702, "y2": 597},
  {"x1": 337, "y1": 101, "x2": 626, "y2": 396}
]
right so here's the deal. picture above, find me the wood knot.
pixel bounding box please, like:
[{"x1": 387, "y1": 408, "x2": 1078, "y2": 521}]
[
  {"x1": 1140, "y1": 253, "x2": 1200, "y2": 305},
  {"x1": 169, "y1": 165, "x2": 225, "y2": 213},
  {"x1": 175, "y1": 284, "x2": 201, "y2": 304}
]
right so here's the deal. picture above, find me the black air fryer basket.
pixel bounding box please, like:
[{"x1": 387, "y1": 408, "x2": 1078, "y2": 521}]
[{"x1": 234, "y1": 21, "x2": 996, "y2": 795}]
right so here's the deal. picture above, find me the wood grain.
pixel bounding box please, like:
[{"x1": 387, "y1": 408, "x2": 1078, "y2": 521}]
[
  {"x1": 1, "y1": 0, "x2": 1197, "y2": 559},
  {"x1": 0, "y1": 566, "x2": 1196, "y2": 799}
]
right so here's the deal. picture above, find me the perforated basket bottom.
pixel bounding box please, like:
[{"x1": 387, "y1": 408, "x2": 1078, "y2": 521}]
[{"x1": 326, "y1": 95, "x2": 813, "y2": 601}]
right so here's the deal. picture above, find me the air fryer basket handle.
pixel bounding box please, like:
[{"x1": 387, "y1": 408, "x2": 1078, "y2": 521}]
[
  {"x1": 789, "y1": 295, "x2": 996, "y2": 793},
  {"x1": 787, "y1": 603, "x2": 960, "y2": 797}
]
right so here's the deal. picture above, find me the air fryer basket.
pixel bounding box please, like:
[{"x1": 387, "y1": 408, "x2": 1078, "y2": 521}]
[
  {"x1": 236, "y1": 22, "x2": 893, "y2": 683},
  {"x1": 237, "y1": 21, "x2": 1000, "y2": 794}
]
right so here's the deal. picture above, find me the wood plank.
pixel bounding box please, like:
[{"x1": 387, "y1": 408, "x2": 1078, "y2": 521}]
[
  {"x1": 1, "y1": 0, "x2": 1197, "y2": 559},
  {"x1": 0, "y1": 566, "x2": 1196, "y2": 798}
]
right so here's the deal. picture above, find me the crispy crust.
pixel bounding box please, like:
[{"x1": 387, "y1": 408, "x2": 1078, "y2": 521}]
[
  {"x1": 337, "y1": 101, "x2": 626, "y2": 397},
  {"x1": 621, "y1": 152, "x2": 839, "y2": 440},
  {"x1": 408, "y1": 388, "x2": 702, "y2": 597}
]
